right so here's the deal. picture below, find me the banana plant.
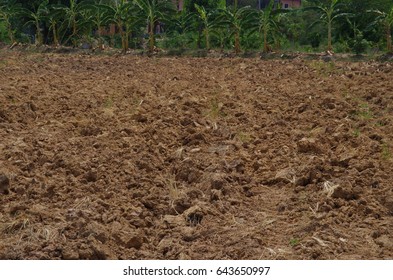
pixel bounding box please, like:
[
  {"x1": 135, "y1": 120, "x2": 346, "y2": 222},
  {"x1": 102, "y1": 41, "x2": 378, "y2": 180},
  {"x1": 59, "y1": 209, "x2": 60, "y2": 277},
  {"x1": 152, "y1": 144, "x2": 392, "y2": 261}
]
[
  {"x1": 106, "y1": 0, "x2": 140, "y2": 52},
  {"x1": 134, "y1": 0, "x2": 175, "y2": 53},
  {"x1": 305, "y1": 0, "x2": 350, "y2": 51},
  {"x1": 194, "y1": 3, "x2": 218, "y2": 50},
  {"x1": 47, "y1": 4, "x2": 65, "y2": 46},
  {"x1": 84, "y1": 1, "x2": 113, "y2": 48},
  {"x1": 249, "y1": 0, "x2": 285, "y2": 53},
  {"x1": 53, "y1": 0, "x2": 91, "y2": 47},
  {"x1": 0, "y1": 0, "x2": 24, "y2": 43},
  {"x1": 368, "y1": 5, "x2": 393, "y2": 52},
  {"x1": 165, "y1": 9, "x2": 196, "y2": 49},
  {"x1": 25, "y1": 0, "x2": 49, "y2": 45},
  {"x1": 171, "y1": 8, "x2": 195, "y2": 34},
  {"x1": 218, "y1": 6, "x2": 252, "y2": 54}
]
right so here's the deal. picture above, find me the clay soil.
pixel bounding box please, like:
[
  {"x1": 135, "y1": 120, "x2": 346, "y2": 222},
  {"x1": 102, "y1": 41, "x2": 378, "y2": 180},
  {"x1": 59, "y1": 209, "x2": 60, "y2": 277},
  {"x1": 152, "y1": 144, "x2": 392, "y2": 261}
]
[{"x1": 0, "y1": 50, "x2": 392, "y2": 260}]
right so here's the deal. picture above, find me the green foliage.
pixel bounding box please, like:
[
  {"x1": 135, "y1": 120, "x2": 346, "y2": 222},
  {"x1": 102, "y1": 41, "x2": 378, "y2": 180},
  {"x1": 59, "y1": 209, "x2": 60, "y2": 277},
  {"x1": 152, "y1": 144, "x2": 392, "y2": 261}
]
[
  {"x1": 105, "y1": 0, "x2": 143, "y2": 52},
  {"x1": 52, "y1": 0, "x2": 93, "y2": 46},
  {"x1": 193, "y1": 3, "x2": 220, "y2": 49},
  {"x1": 368, "y1": 5, "x2": 393, "y2": 52},
  {"x1": 333, "y1": 39, "x2": 350, "y2": 53},
  {"x1": 134, "y1": 0, "x2": 175, "y2": 52},
  {"x1": 248, "y1": 0, "x2": 287, "y2": 52},
  {"x1": 218, "y1": 6, "x2": 252, "y2": 53},
  {"x1": 0, "y1": 0, "x2": 391, "y2": 55},
  {"x1": 305, "y1": 0, "x2": 351, "y2": 51},
  {"x1": 0, "y1": 20, "x2": 7, "y2": 42},
  {"x1": 25, "y1": 0, "x2": 49, "y2": 45},
  {"x1": 162, "y1": 31, "x2": 195, "y2": 49},
  {"x1": 381, "y1": 143, "x2": 392, "y2": 160},
  {"x1": 184, "y1": 0, "x2": 224, "y2": 13},
  {"x1": 348, "y1": 30, "x2": 369, "y2": 54},
  {"x1": 0, "y1": 0, "x2": 24, "y2": 43},
  {"x1": 289, "y1": 238, "x2": 300, "y2": 247},
  {"x1": 309, "y1": 60, "x2": 337, "y2": 76},
  {"x1": 309, "y1": 32, "x2": 321, "y2": 48},
  {"x1": 352, "y1": 128, "x2": 360, "y2": 137}
]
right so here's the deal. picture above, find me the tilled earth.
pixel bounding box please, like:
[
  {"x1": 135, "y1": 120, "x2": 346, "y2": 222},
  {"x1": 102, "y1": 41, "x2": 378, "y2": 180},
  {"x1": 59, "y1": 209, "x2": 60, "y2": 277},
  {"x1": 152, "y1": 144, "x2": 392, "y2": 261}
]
[{"x1": 0, "y1": 50, "x2": 392, "y2": 260}]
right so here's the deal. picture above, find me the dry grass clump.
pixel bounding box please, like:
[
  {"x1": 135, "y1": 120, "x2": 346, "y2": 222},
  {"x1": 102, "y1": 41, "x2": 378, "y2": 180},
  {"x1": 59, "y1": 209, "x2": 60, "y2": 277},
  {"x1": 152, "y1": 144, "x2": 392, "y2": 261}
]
[
  {"x1": 1, "y1": 217, "x2": 30, "y2": 234},
  {"x1": 322, "y1": 181, "x2": 340, "y2": 197}
]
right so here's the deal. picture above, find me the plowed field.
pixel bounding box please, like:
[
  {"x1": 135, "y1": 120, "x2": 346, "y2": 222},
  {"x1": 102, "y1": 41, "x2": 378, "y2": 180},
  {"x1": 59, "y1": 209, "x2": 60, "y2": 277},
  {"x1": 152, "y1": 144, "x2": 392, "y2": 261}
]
[{"x1": 0, "y1": 50, "x2": 392, "y2": 259}]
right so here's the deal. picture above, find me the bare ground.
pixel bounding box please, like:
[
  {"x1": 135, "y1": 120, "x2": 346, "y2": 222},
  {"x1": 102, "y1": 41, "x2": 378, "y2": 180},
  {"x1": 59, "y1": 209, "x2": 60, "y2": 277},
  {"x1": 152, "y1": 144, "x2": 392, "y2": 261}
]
[{"x1": 0, "y1": 50, "x2": 392, "y2": 260}]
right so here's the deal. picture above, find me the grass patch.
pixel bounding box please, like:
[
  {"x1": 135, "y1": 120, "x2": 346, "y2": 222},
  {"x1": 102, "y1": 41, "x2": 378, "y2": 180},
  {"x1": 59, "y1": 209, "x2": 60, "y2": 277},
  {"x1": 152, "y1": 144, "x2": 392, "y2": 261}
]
[
  {"x1": 381, "y1": 143, "x2": 391, "y2": 160},
  {"x1": 1, "y1": 218, "x2": 30, "y2": 234},
  {"x1": 289, "y1": 238, "x2": 300, "y2": 247},
  {"x1": 349, "y1": 102, "x2": 373, "y2": 121},
  {"x1": 104, "y1": 97, "x2": 114, "y2": 108},
  {"x1": 353, "y1": 128, "x2": 361, "y2": 137},
  {"x1": 375, "y1": 120, "x2": 387, "y2": 127},
  {"x1": 205, "y1": 97, "x2": 225, "y2": 119},
  {"x1": 0, "y1": 59, "x2": 8, "y2": 69},
  {"x1": 309, "y1": 61, "x2": 337, "y2": 76},
  {"x1": 236, "y1": 131, "x2": 252, "y2": 143},
  {"x1": 357, "y1": 103, "x2": 373, "y2": 120}
]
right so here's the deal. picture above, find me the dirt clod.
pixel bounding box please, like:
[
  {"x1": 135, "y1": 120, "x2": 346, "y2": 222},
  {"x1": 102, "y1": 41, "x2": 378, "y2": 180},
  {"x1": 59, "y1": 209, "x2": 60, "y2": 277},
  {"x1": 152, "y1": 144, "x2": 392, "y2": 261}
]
[{"x1": 0, "y1": 174, "x2": 10, "y2": 194}]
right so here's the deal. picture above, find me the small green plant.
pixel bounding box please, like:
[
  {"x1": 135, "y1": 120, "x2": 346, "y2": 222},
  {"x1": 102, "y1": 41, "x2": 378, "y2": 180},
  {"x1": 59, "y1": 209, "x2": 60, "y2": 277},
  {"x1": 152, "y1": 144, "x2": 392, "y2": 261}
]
[
  {"x1": 381, "y1": 143, "x2": 391, "y2": 160},
  {"x1": 129, "y1": 97, "x2": 143, "y2": 115},
  {"x1": 236, "y1": 131, "x2": 252, "y2": 143},
  {"x1": 349, "y1": 30, "x2": 369, "y2": 55},
  {"x1": 289, "y1": 238, "x2": 300, "y2": 247},
  {"x1": 206, "y1": 97, "x2": 225, "y2": 119},
  {"x1": 0, "y1": 21, "x2": 8, "y2": 43},
  {"x1": 353, "y1": 128, "x2": 360, "y2": 137},
  {"x1": 357, "y1": 103, "x2": 373, "y2": 120},
  {"x1": 341, "y1": 89, "x2": 351, "y2": 99},
  {"x1": 0, "y1": 59, "x2": 6, "y2": 69},
  {"x1": 375, "y1": 121, "x2": 386, "y2": 127},
  {"x1": 104, "y1": 97, "x2": 113, "y2": 108},
  {"x1": 309, "y1": 60, "x2": 336, "y2": 76}
]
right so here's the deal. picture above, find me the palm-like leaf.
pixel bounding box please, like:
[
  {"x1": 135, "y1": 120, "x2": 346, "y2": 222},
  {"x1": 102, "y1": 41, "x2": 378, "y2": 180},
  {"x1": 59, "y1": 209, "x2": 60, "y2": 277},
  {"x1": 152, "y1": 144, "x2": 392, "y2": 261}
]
[
  {"x1": 303, "y1": 0, "x2": 350, "y2": 51},
  {"x1": 105, "y1": 0, "x2": 144, "y2": 52},
  {"x1": 193, "y1": 4, "x2": 221, "y2": 50},
  {"x1": 248, "y1": 1, "x2": 287, "y2": 52},
  {"x1": 0, "y1": 0, "x2": 24, "y2": 43},
  {"x1": 217, "y1": 6, "x2": 253, "y2": 53},
  {"x1": 84, "y1": 2, "x2": 113, "y2": 46},
  {"x1": 24, "y1": 0, "x2": 49, "y2": 45},
  {"x1": 134, "y1": 0, "x2": 175, "y2": 52},
  {"x1": 53, "y1": 0, "x2": 93, "y2": 46},
  {"x1": 367, "y1": 6, "x2": 393, "y2": 52}
]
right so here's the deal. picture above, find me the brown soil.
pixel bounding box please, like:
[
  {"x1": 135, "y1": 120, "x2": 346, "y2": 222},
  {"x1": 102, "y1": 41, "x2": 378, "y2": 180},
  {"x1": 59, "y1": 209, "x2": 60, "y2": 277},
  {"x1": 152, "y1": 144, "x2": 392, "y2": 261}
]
[{"x1": 0, "y1": 50, "x2": 392, "y2": 260}]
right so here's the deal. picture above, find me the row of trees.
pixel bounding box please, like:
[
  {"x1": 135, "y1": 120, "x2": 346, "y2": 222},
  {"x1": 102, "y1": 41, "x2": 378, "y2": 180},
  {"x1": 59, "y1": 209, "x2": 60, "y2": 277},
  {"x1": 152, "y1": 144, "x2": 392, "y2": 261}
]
[{"x1": 0, "y1": 0, "x2": 392, "y2": 54}]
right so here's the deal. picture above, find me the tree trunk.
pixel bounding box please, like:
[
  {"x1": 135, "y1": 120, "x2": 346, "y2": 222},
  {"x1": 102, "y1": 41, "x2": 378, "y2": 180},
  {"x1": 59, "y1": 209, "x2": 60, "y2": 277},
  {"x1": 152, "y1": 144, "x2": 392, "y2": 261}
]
[
  {"x1": 387, "y1": 24, "x2": 392, "y2": 53},
  {"x1": 35, "y1": 20, "x2": 43, "y2": 45},
  {"x1": 149, "y1": 20, "x2": 155, "y2": 53},
  {"x1": 205, "y1": 29, "x2": 209, "y2": 50},
  {"x1": 197, "y1": 26, "x2": 202, "y2": 49},
  {"x1": 8, "y1": 26, "x2": 15, "y2": 43},
  {"x1": 53, "y1": 25, "x2": 59, "y2": 46},
  {"x1": 118, "y1": 23, "x2": 126, "y2": 52},
  {"x1": 328, "y1": 20, "x2": 332, "y2": 51},
  {"x1": 72, "y1": 20, "x2": 78, "y2": 47},
  {"x1": 50, "y1": 20, "x2": 59, "y2": 46},
  {"x1": 125, "y1": 25, "x2": 130, "y2": 51},
  {"x1": 6, "y1": 18, "x2": 15, "y2": 43},
  {"x1": 125, "y1": 33, "x2": 129, "y2": 51},
  {"x1": 234, "y1": 31, "x2": 240, "y2": 54},
  {"x1": 97, "y1": 25, "x2": 103, "y2": 48},
  {"x1": 263, "y1": 28, "x2": 268, "y2": 52}
]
